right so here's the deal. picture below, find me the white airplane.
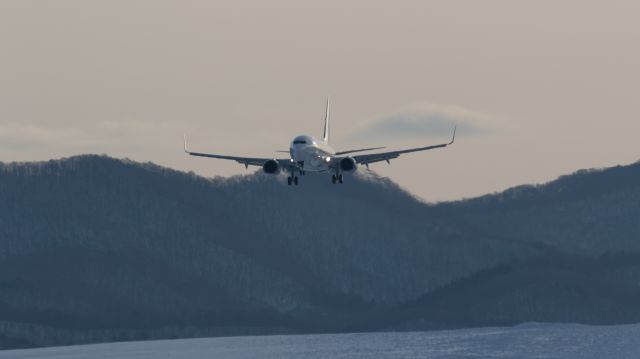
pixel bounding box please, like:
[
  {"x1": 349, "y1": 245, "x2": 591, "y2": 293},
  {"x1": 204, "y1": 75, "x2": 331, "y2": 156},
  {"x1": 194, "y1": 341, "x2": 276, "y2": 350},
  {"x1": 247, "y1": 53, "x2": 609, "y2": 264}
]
[{"x1": 184, "y1": 99, "x2": 456, "y2": 185}]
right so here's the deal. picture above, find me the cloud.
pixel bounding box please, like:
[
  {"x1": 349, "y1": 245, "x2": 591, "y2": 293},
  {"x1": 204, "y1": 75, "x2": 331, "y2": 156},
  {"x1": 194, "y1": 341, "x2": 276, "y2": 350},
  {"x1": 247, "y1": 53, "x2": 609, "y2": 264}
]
[
  {"x1": 347, "y1": 102, "x2": 500, "y2": 142},
  {"x1": 0, "y1": 119, "x2": 181, "y2": 154}
]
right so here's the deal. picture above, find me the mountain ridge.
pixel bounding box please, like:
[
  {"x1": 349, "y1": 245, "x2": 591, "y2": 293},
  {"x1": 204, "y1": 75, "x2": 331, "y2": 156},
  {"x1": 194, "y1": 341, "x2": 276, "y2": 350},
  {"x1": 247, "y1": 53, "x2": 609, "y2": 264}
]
[{"x1": 0, "y1": 154, "x2": 639, "y2": 349}]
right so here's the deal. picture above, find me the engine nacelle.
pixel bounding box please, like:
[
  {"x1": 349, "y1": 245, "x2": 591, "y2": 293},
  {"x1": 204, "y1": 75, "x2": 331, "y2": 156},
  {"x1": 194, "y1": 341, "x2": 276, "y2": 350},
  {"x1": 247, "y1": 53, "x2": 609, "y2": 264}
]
[
  {"x1": 339, "y1": 157, "x2": 357, "y2": 172},
  {"x1": 262, "y1": 159, "x2": 280, "y2": 174}
]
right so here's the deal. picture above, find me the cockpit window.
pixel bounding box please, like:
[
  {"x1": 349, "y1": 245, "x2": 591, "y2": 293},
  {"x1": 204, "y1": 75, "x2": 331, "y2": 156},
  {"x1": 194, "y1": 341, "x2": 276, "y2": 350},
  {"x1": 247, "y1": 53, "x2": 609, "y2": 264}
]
[{"x1": 293, "y1": 140, "x2": 307, "y2": 144}]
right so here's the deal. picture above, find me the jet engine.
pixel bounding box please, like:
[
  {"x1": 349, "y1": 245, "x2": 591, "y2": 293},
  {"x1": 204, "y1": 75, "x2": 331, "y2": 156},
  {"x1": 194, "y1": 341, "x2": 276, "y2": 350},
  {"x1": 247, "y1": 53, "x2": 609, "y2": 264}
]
[
  {"x1": 262, "y1": 159, "x2": 280, "y2": 174},
  {"x1": 339, "y1": 157, "x2": 357, "y2": 172}
]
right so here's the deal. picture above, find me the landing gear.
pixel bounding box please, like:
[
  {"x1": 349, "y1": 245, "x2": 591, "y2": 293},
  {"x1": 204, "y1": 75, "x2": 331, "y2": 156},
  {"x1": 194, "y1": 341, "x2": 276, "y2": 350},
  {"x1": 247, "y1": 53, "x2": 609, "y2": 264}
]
[
  {"x1": 287, "y1": 176, "x2": 299, "y2": 186},
  {"x1": 331, "y1": 174, "x2": 344, "y2": 184}
]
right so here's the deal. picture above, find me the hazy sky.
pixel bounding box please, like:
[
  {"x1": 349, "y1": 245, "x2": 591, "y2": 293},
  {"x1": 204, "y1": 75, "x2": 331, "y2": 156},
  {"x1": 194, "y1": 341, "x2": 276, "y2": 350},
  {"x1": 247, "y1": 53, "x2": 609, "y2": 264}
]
[{"x1": 1, "y1": 0, "x2": 639, "y2": 201}]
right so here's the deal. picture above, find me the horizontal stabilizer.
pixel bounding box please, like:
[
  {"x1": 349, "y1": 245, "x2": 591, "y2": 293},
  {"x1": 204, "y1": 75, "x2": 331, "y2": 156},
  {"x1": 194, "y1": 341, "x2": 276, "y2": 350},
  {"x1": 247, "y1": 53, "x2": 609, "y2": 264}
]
[{"x1": 335, "y1": 146, "x2": 385, "y2": 155}]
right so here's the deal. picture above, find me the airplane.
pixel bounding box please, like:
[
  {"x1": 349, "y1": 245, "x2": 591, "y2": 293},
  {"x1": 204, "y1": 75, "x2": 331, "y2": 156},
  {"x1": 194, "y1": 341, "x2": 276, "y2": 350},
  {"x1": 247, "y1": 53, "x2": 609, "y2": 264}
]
[{"x1": 184, "y1": 99, "x2": 456, "y2": 185}]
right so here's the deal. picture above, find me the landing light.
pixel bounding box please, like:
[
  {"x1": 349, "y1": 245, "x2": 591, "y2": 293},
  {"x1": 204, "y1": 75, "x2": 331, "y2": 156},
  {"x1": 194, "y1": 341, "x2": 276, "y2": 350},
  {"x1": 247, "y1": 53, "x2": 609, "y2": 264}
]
[{"x1": 325, "y1": 157, "x2": 331, "y2": 163}]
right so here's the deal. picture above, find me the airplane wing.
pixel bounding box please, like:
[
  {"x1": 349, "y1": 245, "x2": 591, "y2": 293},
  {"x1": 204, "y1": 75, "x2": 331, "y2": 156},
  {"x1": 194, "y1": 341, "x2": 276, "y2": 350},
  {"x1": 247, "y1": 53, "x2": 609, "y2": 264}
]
[
  {"x1": 351, "y1": 126, "x2": 456, "y2": 165},
  {"x1": 184, "y1": 135, "x2": 290, "y2": 168}
]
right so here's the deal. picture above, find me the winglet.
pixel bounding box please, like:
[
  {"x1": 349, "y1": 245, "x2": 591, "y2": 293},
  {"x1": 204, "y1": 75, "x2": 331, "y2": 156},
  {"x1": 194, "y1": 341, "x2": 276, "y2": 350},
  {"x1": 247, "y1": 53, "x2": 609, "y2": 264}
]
[
  {"x1": 448, "y1": 126, "x2": 456, "y2": 145},
  {"x1": 183, "y1": 134, "x2": 189, "y2": 153},
  {"x1": 323, "y1": 96, "x2": 330, "y2": 143}
]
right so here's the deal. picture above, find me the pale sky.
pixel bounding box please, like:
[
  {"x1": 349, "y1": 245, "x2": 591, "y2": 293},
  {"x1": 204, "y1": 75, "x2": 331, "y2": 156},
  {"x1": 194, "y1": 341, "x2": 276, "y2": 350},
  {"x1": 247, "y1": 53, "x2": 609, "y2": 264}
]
[{"x1": 1, "y1": 0, "x2": 639, "y2": 201}]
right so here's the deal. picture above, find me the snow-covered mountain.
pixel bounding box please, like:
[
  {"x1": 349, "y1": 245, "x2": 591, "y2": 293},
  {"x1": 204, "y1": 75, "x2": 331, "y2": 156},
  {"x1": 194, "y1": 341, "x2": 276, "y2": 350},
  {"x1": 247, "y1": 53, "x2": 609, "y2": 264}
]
[{"x1": 1, "y1": 155, "x2": 639, "y2": 349}]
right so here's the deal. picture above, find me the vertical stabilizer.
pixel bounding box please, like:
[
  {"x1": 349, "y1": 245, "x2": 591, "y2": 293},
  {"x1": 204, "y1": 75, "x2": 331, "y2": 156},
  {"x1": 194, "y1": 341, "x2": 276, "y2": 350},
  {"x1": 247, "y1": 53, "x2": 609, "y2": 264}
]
[{"x1": 323, "y1": 97, "x2": 330, "y2": 143}]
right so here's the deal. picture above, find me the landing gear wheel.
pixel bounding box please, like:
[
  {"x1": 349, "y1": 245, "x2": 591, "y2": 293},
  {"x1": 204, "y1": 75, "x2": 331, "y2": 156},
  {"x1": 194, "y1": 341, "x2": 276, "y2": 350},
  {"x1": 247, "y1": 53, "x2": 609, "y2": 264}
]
[
  {"x1": 332, "y1": 174, "x2": 337, "y2": 184},
  {"x1": 338, "y1": 174, "x2": 343, "y2": 184},
  {"x1": 287, "y1": 176, "x2": 292, "y2": 186},
  {"x1": 294, "y1": 176, "x2": 299, "y2": 185}
]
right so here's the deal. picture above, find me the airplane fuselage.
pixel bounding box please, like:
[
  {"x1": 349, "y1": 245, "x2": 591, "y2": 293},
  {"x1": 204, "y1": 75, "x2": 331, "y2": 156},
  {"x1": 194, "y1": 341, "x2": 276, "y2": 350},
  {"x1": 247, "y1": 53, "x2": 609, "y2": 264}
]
[{"x1": 289, "y1": 135, "x2": 335, "y2": 172}]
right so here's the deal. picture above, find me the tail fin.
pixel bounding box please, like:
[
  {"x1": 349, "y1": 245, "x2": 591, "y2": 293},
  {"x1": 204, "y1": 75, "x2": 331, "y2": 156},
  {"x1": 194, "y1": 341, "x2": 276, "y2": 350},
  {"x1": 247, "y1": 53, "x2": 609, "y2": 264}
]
[{"x1": 323, "y1": 97, "x2": 330, "y2": 143}]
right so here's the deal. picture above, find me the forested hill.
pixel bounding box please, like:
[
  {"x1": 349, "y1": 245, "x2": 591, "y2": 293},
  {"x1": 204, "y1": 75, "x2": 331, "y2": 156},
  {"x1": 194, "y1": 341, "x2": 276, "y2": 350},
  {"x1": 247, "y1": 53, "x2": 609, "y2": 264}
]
[{"x1": 0, "y1": 155, "x2": 639, "y2": 349}]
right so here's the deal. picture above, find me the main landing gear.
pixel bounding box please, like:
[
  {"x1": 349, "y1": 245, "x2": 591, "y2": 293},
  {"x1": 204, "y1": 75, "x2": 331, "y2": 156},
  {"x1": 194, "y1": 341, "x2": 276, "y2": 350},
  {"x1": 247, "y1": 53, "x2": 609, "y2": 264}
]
[
  {"x1": 331, "y1": 174, "x2": 343, "y2": 184},
  {"x1": 287, "y1": 175, "x2": 299, "y2": 186}
]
